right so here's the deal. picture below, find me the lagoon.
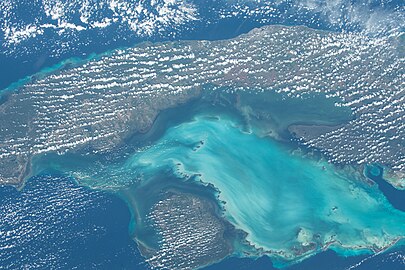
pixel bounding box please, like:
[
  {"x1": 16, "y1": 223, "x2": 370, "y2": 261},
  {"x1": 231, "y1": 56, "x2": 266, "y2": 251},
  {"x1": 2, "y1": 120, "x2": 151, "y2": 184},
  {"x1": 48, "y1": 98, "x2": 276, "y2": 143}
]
[{"x1": 127, "y1": 111, "x2": 405, "y2": 263}]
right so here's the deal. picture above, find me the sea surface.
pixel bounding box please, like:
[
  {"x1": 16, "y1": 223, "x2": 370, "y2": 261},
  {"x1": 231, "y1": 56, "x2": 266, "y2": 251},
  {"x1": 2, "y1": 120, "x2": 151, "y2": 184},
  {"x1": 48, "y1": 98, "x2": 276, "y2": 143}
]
[
  {"x1": 4, "y1": 99, "x2": 403, "y2": 269},
  {"x1": 364, "y1": 165, "x2": 405, "y2": 211},
  {"x1": 207, "y1": 246, "x2": 405, "y2": 270},
  {"x1": 1, "y1": 0, "x2": 404, "y2": 90},
  {"x1": 122, "y1": 106, "x2": 405, "y2": 268},
  {"x1": 1, "y1": 0, "x2": 404, "y2": 269},
  {"x1": 1, "y1": 171, "x2": 403, "y2": 269},
  {"x1": 0, "y1": 174, "x2": 149, "y2": 269},
  {"x1": 1, "y1": 163, "x2": 404, "y2": 268}
]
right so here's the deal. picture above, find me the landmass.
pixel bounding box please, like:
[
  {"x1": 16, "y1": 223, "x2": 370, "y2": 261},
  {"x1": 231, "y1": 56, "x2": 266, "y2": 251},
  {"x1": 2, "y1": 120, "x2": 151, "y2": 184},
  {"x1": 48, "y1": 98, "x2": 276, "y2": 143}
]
[
  {"x1": 0, "y1": 25, "x2": 403, "y2": 187},
  {"x1": 0, "y1": 24, "x2": 404, "y2": 269}
]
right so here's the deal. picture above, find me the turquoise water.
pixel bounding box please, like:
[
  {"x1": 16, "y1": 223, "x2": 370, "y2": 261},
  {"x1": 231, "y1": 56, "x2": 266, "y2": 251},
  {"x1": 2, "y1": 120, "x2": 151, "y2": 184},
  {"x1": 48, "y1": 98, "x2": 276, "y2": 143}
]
[
  {"x1": 364, "y1": 165, "x2": 405, "y2": 211},
  {"x1": 2, "y1": 0, "x2": 404, "y2": 268},
  {"x1": 27, "y1": 96, "x2": 405, "y2": 266},
  {"x1": 0, "y1": 52, "x2": 106, "y2": 100},
  {"x1": 125, "y1": 111, "x2": 405, "y2": 263}
]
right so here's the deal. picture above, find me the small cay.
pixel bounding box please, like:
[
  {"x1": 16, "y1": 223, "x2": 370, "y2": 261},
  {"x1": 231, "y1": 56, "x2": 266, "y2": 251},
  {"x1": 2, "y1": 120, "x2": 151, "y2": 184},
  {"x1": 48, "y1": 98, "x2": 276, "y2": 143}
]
[
  {"x1": 30, "y1": 91, "x2": 405, "y2": 269},
  {"x1": 1, "y1": 23, "x2": 404, "y2": 269},
  {"x1": 123, "y1": 101, "x2": 405, "y2": 266}
]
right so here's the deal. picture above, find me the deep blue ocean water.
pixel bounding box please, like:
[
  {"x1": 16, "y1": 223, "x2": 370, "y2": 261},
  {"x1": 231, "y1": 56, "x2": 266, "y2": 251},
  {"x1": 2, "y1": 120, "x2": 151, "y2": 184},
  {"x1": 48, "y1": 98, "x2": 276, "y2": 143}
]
[
  {"x1": 207, "y1": 247, "x2": 405, "y2": 270},
  {"x1": 0, "y1": 174, "x2": 403, "y2": 270},
  {"x1": 1, "y1": 0, "x2": 404, "y2": 269},
  {"x1": 206, "y1": 165, "x2": 405, "y2": 270},
  {"x1": 1, "y1": 173, "x2": 403, "y2": 270},
  {"x1": 364, "y1": 165, "x2": 405, "y2": 211},
  {"x1": 121, "y1": 109, "x2": 405, "y2": 270},
  {"x1": 1, "y1": 0, "x2": 404, "y2": 90},
  {"x1": 0, "y1": 174, "x2": 149, "y2": 270}
]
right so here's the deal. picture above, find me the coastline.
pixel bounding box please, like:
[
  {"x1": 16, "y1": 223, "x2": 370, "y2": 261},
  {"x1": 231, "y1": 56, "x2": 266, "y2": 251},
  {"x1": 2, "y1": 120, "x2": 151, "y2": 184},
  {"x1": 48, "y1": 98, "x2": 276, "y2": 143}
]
[
  {"x1": 1, "y1": 23, "x2": 403, "y2": 189},
  {"x1": 382, "y1": 168, "x2": 405, "y2": 190},
  {"x1": 119, "y1": 106, "x2": 405, "y2": 268},
  {"x1": 0, "y1": 22, "x2": 403, "y2": 270}
]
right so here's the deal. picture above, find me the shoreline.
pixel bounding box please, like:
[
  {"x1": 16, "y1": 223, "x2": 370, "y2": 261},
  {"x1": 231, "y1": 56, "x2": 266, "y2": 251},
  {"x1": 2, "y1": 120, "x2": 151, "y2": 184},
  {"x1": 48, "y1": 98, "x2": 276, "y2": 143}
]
[
  {"x1": 0, "y1": 23, "x2": 362, "y2": 94},
  {"x1": 1, "y1": 23, "x2": 403, "y2": 189},
  {"x1": 120, "y1": 109, "x2": 405, "y2": 268}
]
